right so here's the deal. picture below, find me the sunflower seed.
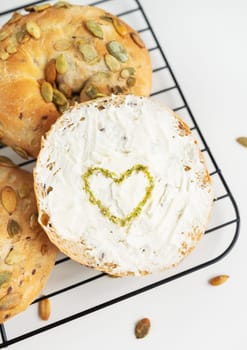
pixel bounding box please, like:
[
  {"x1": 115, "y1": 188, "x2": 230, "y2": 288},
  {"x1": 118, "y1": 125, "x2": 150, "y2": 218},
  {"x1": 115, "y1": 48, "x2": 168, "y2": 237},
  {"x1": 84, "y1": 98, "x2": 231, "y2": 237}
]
[
  {"x1": 26, "y1": 21, "x2": 41, "y2": 39},
  {"x1": 7, "y1": 219, "x2": 21, "y2": 237},
  {"x1": 41, "y1": 82, "x2": 53, "y2": 103},
  {"x1": 1, "y1": 186, "x2": 17, "y2": 215},
  {"x1": 55, "y1": 54, "x2": 68, "y2": 74},
  {"x1": 106, "y1": 41, "x2": 128, "y2": 62},
  {"x1": 104, "y1": 54, "x2": 121, "y2": 72},
  {"x1": 130, "y1": 32, "x2": 145, "y2": 48},
  {"x1": 85, "y1": 20, "x2": 103, "y2": 39},
  {"x1": 112, "y1": 17, "x2": 128, "y2": 36}
]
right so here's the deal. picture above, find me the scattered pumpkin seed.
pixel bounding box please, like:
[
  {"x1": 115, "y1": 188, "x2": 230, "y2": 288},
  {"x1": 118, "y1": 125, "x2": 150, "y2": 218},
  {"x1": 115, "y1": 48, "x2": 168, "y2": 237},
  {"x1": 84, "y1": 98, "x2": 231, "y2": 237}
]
[
  {"x1": 0, "y1": 156, "x2": 16, "y2": 168},
  {"x1": 54, "y1": 39, "x2": 71, "y2": 51},
  {"x1": 18, "y1": 183, "x2": 30, "y2": 199},
  {"x1": 135, "y1": 318, "x2": 151, "y2": 339},
  {"x1": 120, "y1": 67, "x2": 136, "y2": 78},
  {"x1": 58, "y1": 100, "x2": 69, "y2": 113},
  {"x1": 54, "y1": 1, "x2": 72, "y2": 8},
  {"x1": 0, "y1": 31, "x2": 9, "y2": 42},
  {"x1": 127, "y1": 76, "x2": 136, "y2": 87},
  {"x1": 7, "y1": 219, "x2": 21, "y2": 237},
  {"x1": 1, "y1": 186, "x2": 17, "y2": 215},
  {"x1": 112, "y1": 17, "x2": 128, "y2": 36},
  {"x1": 85, "y1": 85, "x2": 106, "y2": 99},
  {"x1": 16, "y1": 28, "x2": 29, "y2": 44},
  {"x1": 55, "y1": 54, "x2": 68, "y2": 74},
  {"x1": 236, "y1": 137, "x2": 247, "y2": 147},
  {"x1": 79, "y1": 43, "x2": 98, "y2": 63},
  {"x1": 209, "y1": 275, "x2": 229, "y2": 286},
  {"x1": 11, "y1": 145, "x2": 29, "y2": 159},
  {"x1": 45, "y1": 59, "x2": 57, "y2": 84},
  {"x1": 26, "y1": 21, "x2": 41, "y2": 39},
  {"x1": 39, "y1": 298, "x2": 51, "y2": 320},
  {"x1": 5, "y1": 44, "x2": 17, "y2": 54},
  {"x1": 41, "y1": 81, "x2": 53, "y2": 103},
  {"x1": 5, "y1": 249, "x2": 25, "y2": 265},
  {"x1": 0, "y1": 51, "x2": 9, "y2": 60},
  {"x1": 104, "y1": 54, "x2": 121, "y2": 72},
  {"x1": 0, "y1": 272, "x2": 11, "y2": 287},
  {"x1": 107, "y1": 41, "x2": 128, "y2": 62},
  {"x1": 130, "y1": 32, "x2": 145, "y2": 48},
  {"x1": 25, "y1": 4, "x2": 51, "y2": 12},
  {"x1": 0, "y1": 293, "x2": 22, "y2": 311},
  {"x1": 111, "y1": 85, "x2": 124, "y2": 94},
  {"x1": 7, "y1": 12, "x2": 22, "y2": 25},
  {"x1": 58, "y1": 82, "x2": 72, "y2": 98},
  {"x1": 53, "y1": 88, "x2": 68, "y2": 106},
  {"x1": 85, "y1": 20, "x2": 103, "y2": 39}
]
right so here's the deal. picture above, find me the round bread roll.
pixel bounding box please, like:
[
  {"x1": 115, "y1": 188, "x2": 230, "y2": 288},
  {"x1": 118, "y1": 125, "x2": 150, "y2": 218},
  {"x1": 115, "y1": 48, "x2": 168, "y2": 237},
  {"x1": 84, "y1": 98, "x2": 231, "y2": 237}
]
[
  {"x1": 0, "y1": 158, "x2": 57, "y2": 323},
  {"x1": 34, "y1": 95, "x2": 213, "y2": 277},
  {"x1": 0, "y1": 3, "x2": 152, "y2": 159}
]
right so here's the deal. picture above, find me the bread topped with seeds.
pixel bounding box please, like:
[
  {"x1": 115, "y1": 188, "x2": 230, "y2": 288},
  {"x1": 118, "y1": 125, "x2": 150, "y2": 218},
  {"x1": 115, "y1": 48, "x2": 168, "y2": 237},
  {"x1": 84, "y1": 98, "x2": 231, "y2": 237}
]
[
  {"x1": 0, "y1": 157, "x2": 57, "y2": 323},
  {"x1": 34, "y1": 95, "x2": 213, "y2": 277},
  {"x1": 0, "y1": 2, "x2": 152, "y2": 158}
]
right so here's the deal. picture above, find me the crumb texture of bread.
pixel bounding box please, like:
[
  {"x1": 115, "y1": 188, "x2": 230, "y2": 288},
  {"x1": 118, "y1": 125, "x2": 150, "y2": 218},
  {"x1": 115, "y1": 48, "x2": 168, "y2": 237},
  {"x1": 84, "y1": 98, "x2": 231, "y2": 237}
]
[
  {"x1": 34, "y1": 95, "x2": 213, "y2": 277},
  {"x1": 0, "y1": 161, "x2": 57, "y2": 323},
  {"x1": 0, "y1": 3, "x2": 152, "y2": 158}
]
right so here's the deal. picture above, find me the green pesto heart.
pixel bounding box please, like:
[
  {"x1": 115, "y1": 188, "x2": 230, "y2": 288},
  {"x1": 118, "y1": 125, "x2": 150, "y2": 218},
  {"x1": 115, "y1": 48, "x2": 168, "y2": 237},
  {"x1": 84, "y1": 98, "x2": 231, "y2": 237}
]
[{"x1": 82, "y1": 164, "x2": 154, "y2": 227}]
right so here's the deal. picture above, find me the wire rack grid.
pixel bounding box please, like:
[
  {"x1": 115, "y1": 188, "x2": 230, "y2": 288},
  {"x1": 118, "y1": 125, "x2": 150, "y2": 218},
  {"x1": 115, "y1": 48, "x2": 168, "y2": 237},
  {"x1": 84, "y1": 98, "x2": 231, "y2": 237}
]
[{"x1": 0, "y1": 0, "x2": 240, "y2": 348}]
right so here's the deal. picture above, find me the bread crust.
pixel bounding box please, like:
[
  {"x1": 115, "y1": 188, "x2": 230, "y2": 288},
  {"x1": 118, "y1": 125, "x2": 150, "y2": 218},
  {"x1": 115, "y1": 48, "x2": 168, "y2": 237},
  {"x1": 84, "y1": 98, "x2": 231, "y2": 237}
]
[
  {"x1": 0, "y1": 161, "x2": 57, "y2": 323},
  {"x1": 0, "y1": 4, "x2": 152, "y2": 158}
]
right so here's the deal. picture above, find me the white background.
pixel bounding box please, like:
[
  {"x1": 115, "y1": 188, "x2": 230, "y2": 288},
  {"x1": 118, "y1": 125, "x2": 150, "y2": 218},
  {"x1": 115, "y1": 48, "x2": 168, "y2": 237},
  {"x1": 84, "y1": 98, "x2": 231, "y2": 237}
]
[{"x1": 1, "y1": 1, "x2": 247, "y2": 349}]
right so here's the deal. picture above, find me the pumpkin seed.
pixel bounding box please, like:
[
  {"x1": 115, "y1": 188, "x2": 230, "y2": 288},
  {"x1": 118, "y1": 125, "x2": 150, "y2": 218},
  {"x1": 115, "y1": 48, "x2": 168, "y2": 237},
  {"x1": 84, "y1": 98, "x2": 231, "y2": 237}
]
[
  {"x1": 1, "y1": 186, "x2": 17, "y2": 215},
  {"x1": 26, "y1": 21, "x2": 41, "y2": 39},
  {"x1": 11, "y1": 145, "x2": 29, "y2": 159},
  {"x1": 0, "y1": 31, "x2": 9, "y2": 42},
  {"x1": 25, "y1": 4, "x2": 51, "y2": 12},
  {"x1": 41, "y1": 82, "x2": 53, "y2": 103},
  {"x1": 236, "y1": 137, "x2": 247, "y2": 147},
  {"x1": 100, "y1": 15, "x2": 113, "y2": 23},
  {"x1": 0, "y1": 272, "x2": 11, "y2": 287},
  {"x1": 7, "y1": 12, "x2": 22, "y2": 25},
  {"x1": 127, "y1": 76, "x2": 136, "y2": 87},
  {"x1": 39, "y1": 298, "x2": 51, "y2": 320},
  {"x1": 0, "y1": 51, "x2": 9, "y2": 60},
  {"x1": 55, "y1": 54, "x2": 68, "y2": 74},
  {"x1": 30, "y1": 213, "x2": 39, "y2": 230},
  {"x1": 54, "y1": 1, "x2": 72, "y2": 8},
  {"x1": 45, "y1": 59, "x2": 57, "y2": 84},
  {"x1": 0, "y1": 156, "x2": 16, "y2": 168},
  {"x1": 18, "y1": 183, "x2": 30, "y2": 199},
  {"x1": 209, "y1": 275, "x2": 229, "y2": 286},
  {"x1": 135, "y1": 318, "x2": 151, "y2": 339},
  {"x1": 130, "y1": 32, "x2": 145, "y2": 48},
  {"x1": 5, "y1": 249, "x2": 25, "y2": 265},
  {"x1": 106, "y1": 41, "x2": 128, "y2": 63},
  {"x1": 58, "y1": 100, "x2": 69, "y2": 113},
  {"x1": 79, "y1": 43, "x2": 98, "y2": 63},
  {"x1": 16, "y1": 28, "x2": 29, "y2": 44},
  {"x1": 104, "y1": 54, "x2": 121, "y2": 72},
  {"x1": 85, "y1": 20, "x2": 103, "y2": 39},
  {"x1": 6, "y1": 44, "x2": 17, "y2": 54},
  {"x1": 54, "y1": 39, "x2": 71, "y2": 51},
  {"x1": 112, "y1": 18, "x2": 128, "y2": 36},
  {"x1": 120, "y1": 67, "x2": 136, "y2": 78},
  {"x1": 58, "y1": 82, "x2": 72, "y2": 98},
  {"x1": 0, "y1": 293, "x2": 22, "y2": 311},
  {"x1": 7, "y1": 219, "x2": 21, "y2": 237},
  {"x1": 111, "y1": 85, "x2": 124, "y2": 94},
  {"x1": 85, "y1": 85, "x2": 106, "y2": 99},
  {"x1": 53, "y1": 88, "x2": 68, "y2": 106}
]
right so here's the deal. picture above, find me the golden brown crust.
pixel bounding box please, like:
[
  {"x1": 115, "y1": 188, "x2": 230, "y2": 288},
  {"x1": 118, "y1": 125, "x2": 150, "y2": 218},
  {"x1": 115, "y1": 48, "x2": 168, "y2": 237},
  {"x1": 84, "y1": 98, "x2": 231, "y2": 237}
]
[
  {"x1": 0, "y1": 4, "x2": 152, "y2": 158},
  {"x1": 0, "y1": 161, "x2": 57, "y2": 323}
]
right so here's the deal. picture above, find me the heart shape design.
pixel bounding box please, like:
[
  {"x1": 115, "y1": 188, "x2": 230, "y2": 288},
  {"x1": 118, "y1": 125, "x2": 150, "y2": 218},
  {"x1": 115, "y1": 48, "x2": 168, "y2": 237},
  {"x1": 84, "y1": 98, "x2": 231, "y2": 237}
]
[{"x1": 82, "y1": 164, "x2": 154, "y2": 227}]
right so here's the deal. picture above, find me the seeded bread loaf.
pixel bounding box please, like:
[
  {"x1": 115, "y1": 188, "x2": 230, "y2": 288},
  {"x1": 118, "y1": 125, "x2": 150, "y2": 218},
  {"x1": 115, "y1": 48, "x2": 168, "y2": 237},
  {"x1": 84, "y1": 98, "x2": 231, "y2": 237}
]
[
  {"x1": 0, "y1": 2, "x2": 152, "y2": 158},
  {"x1": 34, "y1": 95, "x2": 213, "y2": 277},
  {"x1": 0, "y1": 158, "x2": 57, "y2": 323}
]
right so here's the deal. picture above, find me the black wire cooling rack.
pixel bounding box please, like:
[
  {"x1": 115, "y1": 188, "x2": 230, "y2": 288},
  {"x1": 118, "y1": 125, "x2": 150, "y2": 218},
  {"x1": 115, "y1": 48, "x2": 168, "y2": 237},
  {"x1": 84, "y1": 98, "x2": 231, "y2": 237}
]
[{"x1": 0, "y1": 0, "x2": 240, "y2": 347}]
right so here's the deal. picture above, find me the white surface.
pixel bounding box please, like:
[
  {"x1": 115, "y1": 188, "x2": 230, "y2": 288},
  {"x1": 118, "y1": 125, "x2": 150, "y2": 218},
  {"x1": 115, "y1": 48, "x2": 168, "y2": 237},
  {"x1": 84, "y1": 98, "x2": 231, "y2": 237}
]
[{"x1": 1, "y1": 1, "x2": 246, "y2": 349}]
